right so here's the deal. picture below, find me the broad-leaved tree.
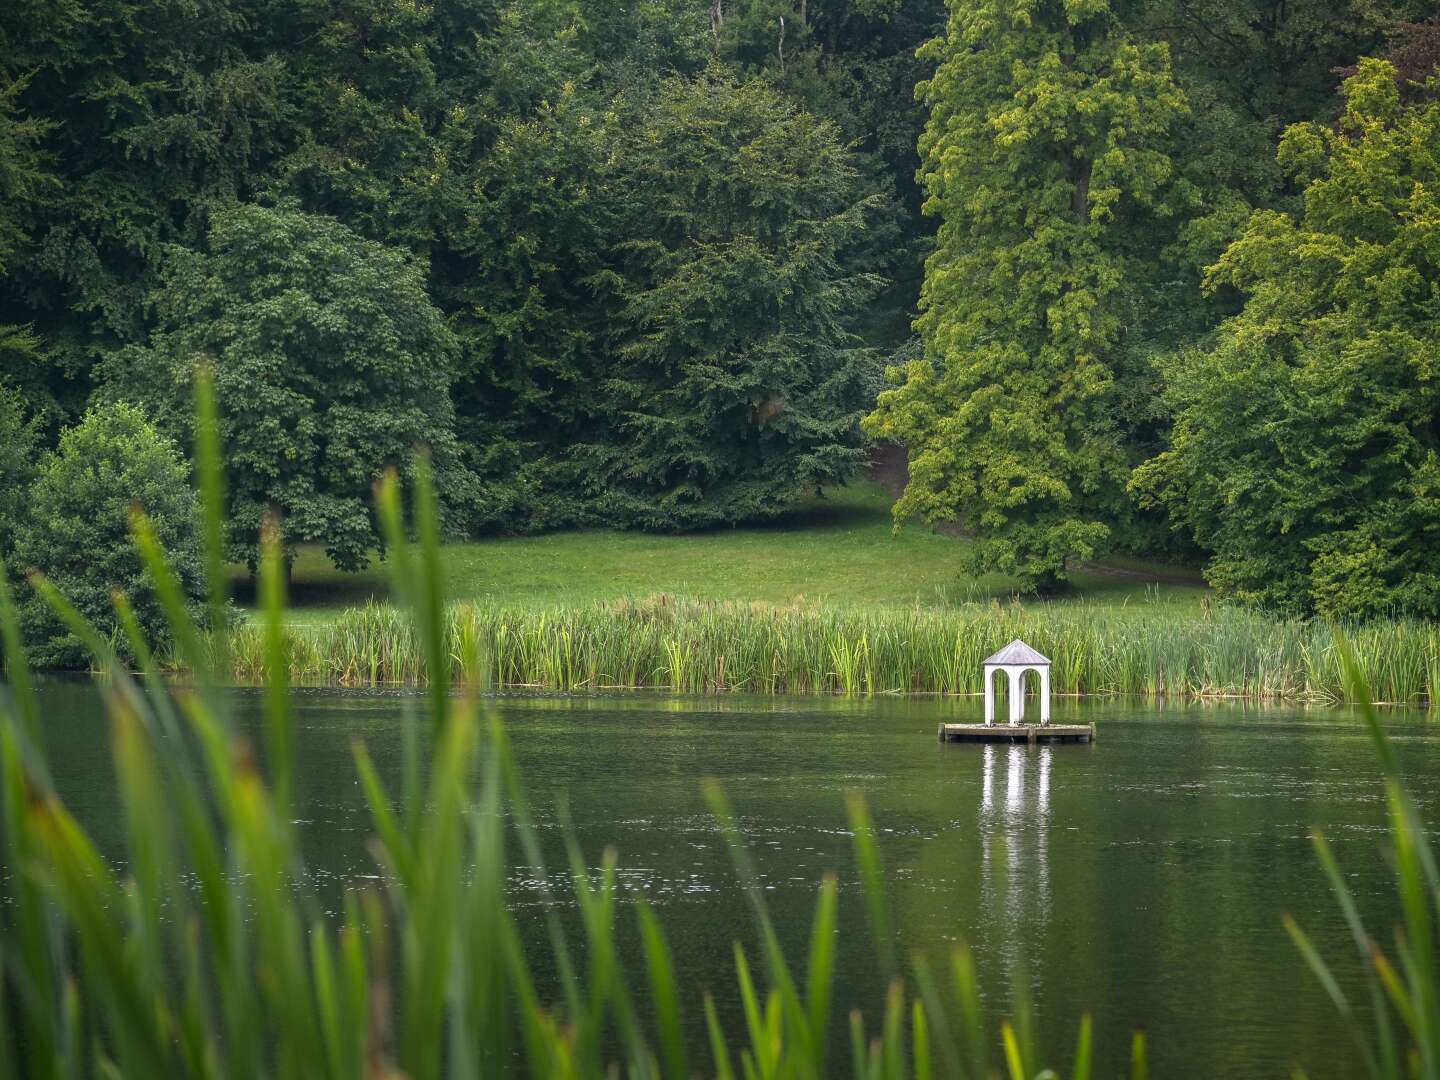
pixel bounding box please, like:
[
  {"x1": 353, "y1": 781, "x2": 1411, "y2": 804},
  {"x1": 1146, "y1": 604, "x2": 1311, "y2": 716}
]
[{"x1": 865, "y1": 0, "x2": 1187, "y2": 589}]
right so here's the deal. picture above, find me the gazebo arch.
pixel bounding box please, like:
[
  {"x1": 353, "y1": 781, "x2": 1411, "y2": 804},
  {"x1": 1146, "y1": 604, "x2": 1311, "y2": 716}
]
[{"x1": 982, "y1": 639, "x2": 1051, "y2": 726}]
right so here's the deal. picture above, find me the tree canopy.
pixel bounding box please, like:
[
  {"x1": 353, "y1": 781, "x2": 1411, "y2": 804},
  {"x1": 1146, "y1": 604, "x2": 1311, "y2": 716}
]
[
  {"x1": 865, "y1": 0, "x2": 1189, "y2": 589},
  {"x1": 0, "y1": 0, "x2": 1436, "y2": 626},
  {"x1": 1133, "y1": 58, "x2": 1440, "y2": 618},
  {"x1": 589, "y1": 68, "x2": 883, "y2": 529}
]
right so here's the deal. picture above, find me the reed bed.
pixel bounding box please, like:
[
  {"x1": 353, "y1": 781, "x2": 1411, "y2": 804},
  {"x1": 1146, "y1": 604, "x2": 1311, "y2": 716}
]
[{"x1": 226, "y1": 596, "x2": 1439, "y2": 706}]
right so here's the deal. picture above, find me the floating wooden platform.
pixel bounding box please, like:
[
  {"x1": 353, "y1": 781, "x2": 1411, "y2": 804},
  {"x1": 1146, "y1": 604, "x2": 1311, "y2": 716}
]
[{"x1": 938, "y1": 723, "x2": 1095, "y2": 745}]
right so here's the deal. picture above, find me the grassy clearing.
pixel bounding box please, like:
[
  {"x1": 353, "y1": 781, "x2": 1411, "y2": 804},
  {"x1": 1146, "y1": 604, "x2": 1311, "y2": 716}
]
[
  {"x1": 225, "y1": 595, "x2": 1440, "y2": 705},
  {"x1": 232, "y1": 481, "x2": 1209, "y2": 623}
]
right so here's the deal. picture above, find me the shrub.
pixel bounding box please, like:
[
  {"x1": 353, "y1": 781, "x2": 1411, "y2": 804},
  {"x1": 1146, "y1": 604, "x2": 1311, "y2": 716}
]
[{"x1": 11, "y1": 402, "x2": 202, "y2": 667}]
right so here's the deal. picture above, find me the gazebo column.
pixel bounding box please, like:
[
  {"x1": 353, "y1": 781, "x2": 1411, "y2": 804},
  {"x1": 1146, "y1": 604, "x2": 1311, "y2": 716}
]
[
  {"x1": 983, "y1": 666, "x2": 996, "y2": 725},
  {"x1": 1008, "y1": 667, "x2": 1024, "y2": 725},
  {"x1": 1039, "y1": 666, "x2": 1051, "y2": 724}
]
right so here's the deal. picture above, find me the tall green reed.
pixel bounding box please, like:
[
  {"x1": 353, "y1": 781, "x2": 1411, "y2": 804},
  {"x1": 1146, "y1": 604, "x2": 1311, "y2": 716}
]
[
  {"x1": 1286, "y1": 644, "x2": 1440, "y2": 1079},
  {"x1": 226, "y1": 596, "x2": 1438, "y2": 707},
  {"x1": 0, "y1": 373, "x2": 1134, "y2": 1078}
]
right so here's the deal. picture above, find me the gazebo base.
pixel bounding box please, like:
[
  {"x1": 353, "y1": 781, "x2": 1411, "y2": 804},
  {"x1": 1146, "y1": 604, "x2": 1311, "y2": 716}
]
[{"x1": 937, "y1": 723, "x2": 1095, "y2": 745}]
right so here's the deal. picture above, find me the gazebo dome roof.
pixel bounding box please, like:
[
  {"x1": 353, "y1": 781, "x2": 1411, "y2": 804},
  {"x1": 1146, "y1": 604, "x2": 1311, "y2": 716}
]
[{"x1": 982, "y1": 638, "x2": 1050, "y2": 667}]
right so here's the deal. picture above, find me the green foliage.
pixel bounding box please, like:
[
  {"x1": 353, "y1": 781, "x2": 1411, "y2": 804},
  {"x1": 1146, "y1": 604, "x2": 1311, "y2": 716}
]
[
  {"x1": 10, "y1": 402, "x2": 201, "y2": 668},
  {"x1": 0, "y1": 0, "x2": 292, "y2": 387},
  {"x1": 865, "y1": 0, "x2": 1189, "y2": 590},
  {"x1": 104, "y1": 203, "x2": 472, "y2": 572},
  {"x1": 0, "y1": 72, "x2": 51, "y2": 277},
  {"x1": 590, "y1": 67, "x2": 883, "y2": 529},
  {"x1": 1133, "y1": 59, "x2": 1440, "y2": 619},
  {"x1": 1287, "y1": 642, "x2": 1440, "y2": 1079},
  {"x1": 0, "y1": 0, "x2": 1436, "y2": 601},
  {"x1": 1139, "y1": 0, "x2": 1423, "y2": 224},
  {"x1": 446, "y1": 78, "x2": 619, "y2": 531}
]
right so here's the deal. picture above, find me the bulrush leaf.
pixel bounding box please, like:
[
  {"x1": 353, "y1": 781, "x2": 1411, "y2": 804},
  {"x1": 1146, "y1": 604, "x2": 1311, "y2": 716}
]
[
  {"x1": 259, "y1": 513, "x2": 294, "y2": 820},
  {"x1": 1130, "y1": 1030, "x2": 1148, "y2": 1080},
  {"x1": 637, "y1": 900, "x2": 688, "y2": 1080},
  {"x1": 128, "y1": 507, "x2": 206, "y2": 678},
  {"x1": 0, "y1": 556, "x2": 41, "y2": 767},
  {"x1": 804, "y1": 873, "x2": 838, "y2": 1071},
  {"x1": 1071, "y1": 1015, "x2": 1093, "y2": 1080},
  {"x1": 374, "y1": 468, "x2": 424, "y2": 842},
  {"x1": 705, "y1": 993, "x2": 737, "y2": 1080},
  {"x1": 845, "y1": 793, "x2": 895, "y2": 977},
  {"x1": 913, "y1": 999, "x2": 932, "y2": 1080},
  {"x1": 192, "y1": 365, "x2": 229, "y2": 686}
]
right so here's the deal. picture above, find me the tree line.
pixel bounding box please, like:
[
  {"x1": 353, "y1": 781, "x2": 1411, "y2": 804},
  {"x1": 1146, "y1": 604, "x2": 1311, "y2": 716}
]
[
  {"x1": 870, "y1": 3, "x2": 1439, "y2": 618},
  {"x1": 0, "y1": 0, "x2": 1436, "y2": 661}
]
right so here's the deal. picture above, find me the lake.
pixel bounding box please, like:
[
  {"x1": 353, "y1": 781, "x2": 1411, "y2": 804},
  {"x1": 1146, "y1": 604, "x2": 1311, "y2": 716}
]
[{"x1": 31, "y1": 681, "x2": 1440, "y2": 1077}]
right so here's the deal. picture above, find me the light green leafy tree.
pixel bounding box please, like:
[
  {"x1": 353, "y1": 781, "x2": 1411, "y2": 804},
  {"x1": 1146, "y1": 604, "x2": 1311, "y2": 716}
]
[
  {"x1": 864, "y1": 0, "x2": 1188, "y2": 589},
  {"x1": 104, "y1": 203, "x2": 473, "y2": 572},
  {"x1": 12, "y1": 402, "x2": 202, "y2": 668},
  {"x1": 1132, "y1": 58, "x2": 1440, "y2": 619}
]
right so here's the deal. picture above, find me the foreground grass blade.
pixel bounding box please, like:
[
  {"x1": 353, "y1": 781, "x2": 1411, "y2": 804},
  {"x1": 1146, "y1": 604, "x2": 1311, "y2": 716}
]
[
  {"x1": 193, "y1": 365, "x2": 229, "y2": 686},
  {"x1": 637, "y1": 900, "x2": 689, "y2": 1080},
  {"x1": 260, "y1": 515, "x2": 294, "y2": 820},
  {"x1": 846, "y1": 793, "x2": 896, "y2": 978},
  {"x1": 1130, "y1": 1030, "x2": 1148, "y2": 1080},
  {"x1": 0, "y1": 555, "x2": 41, "y2": 766},
  {"x1": 1071, "y1": 1014, "x2": 1093, "y2": 1080}
]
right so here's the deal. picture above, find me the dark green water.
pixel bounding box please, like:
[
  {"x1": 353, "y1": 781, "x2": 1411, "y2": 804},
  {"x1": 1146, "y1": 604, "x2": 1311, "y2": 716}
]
[{"x1": 31, "y1": 682, "x2": 1440, "y2": 1077}]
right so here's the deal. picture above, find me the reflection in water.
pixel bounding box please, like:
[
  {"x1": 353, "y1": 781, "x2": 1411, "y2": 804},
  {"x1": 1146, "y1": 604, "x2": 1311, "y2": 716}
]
[{"x1": 978, "y1": 744, "x2": 1054, "y2": 970}]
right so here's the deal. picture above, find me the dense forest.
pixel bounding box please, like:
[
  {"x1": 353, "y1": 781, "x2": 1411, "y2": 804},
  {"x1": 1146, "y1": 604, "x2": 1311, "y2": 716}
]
[{"x1": 0, "y1": 0, "x2": 1437, "y2": 639}]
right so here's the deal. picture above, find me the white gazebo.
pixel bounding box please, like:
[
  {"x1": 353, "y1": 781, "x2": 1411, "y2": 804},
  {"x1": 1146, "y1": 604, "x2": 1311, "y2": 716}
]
[{"x1": 982, "y1": 639, "x2": 1051, "y2": 726}]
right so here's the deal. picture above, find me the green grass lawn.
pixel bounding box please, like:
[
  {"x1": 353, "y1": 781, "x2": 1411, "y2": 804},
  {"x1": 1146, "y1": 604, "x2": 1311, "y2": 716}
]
[{"x1": 233, "y1": 480, "x2": 1209, "y2": 622}]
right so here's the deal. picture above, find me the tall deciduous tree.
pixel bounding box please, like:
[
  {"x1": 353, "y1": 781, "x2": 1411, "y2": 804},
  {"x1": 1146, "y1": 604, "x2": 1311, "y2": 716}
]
[
  {"x1": 865, "y1": 0, "x2": 1187, "y2": 589},
  {"x1": 104, "y1": 203, "x2": 473, "y2": 571},
  {"x1": 1132, "y1": 58, "x2": 1440, "y2": 619}
]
